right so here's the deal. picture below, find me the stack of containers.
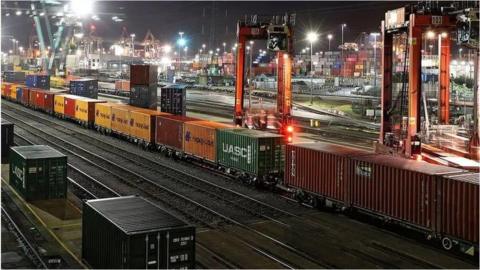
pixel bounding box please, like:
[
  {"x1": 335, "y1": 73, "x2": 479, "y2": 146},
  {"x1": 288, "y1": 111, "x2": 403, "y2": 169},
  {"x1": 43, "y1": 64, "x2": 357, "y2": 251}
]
[
  {"x1": 70, "y1": 78, "x2": 98, "y2": 99},
  {"x1": 26, "y1": 74, "x2": 50, "y2": 89},
  {"x1": 129, "y1": 65, "x2": 158, "y2": 109},
  {"x1": 160, "y1": 84, "x2": 186, "y2": 116},
  {"x1": 4, "y1": 71, "x2": 25, "y2": 83},
  {"x1": 9, "y1": 145, "x2": 67, "y2": 201}
]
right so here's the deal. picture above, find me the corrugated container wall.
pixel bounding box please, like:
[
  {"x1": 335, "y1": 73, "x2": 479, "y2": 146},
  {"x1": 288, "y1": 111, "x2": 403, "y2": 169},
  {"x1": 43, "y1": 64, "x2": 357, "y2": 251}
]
[
  {"x1": 95, "y1": 103, "x2": 126, "y2": 131},
  {"x1": 130, "y1": 84, "x2": 157, "y2": 109},
  {"x1": 183, "y1": 121, "x2": 232, "y2": 162},
  {"x1": 10, "y1": 84, "x2": 18, "y2": 100},
  {"x1": 9, "y1": 145, "x2": 67, "y2": 201},
  {"x1": 75, "y1": 98, "x2": 106, "y2": 124},
  {"x1": 160, "y1": 85, "x2": 186, "y2": 116},
  {"x1": 216, "y1": 128, "x2": 285, "y2": 177},
  {"x1": 64, "y1": 96, "x2": 79, "y2": 118},
  {"x1": 26, "y1": 74, "x2": 50, "y2": 89},
  {"x1": 20, "y1": 87, "x2": 30, "y2": 105},
  {"x1": 155, "y1": 115, "x2": 200, "y2": 151},
  {"x1": 1, "y1": 120, "x2": 14, "y2": 163},
  {"x1": 129, "y1": 109, "x2": 170, "y2": 143},
  {"x1": 69, "y1": 79, "x2": 98, "y2": 99},
  {"x1": 82, "y1": 196, "x2": 195, "y2": 269},
  {"x1": 130, "y1": 64, "x2": 158, "y2": 85},
  {"x1": 285, "y1": 143, "x2": 369, "y2": 203},
  {"x1": 439, "y1": 173, "x2": 479, "y2": 244},
  {"x1": 111, "y1": 105, "x2": 135, "y2": 136},
  {"x1": 115, "y1": 80, "x2": 130, "y2": 92},
  {"x1": 348, "y1": 155, "x2": 465, "y2": 231}
]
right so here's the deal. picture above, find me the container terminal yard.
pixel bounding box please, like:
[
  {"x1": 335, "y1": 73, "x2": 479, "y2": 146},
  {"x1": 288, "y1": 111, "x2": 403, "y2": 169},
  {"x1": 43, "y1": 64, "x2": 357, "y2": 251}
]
[{"x1": 1, "y1": 0, "x2": 479, "y2": 269}]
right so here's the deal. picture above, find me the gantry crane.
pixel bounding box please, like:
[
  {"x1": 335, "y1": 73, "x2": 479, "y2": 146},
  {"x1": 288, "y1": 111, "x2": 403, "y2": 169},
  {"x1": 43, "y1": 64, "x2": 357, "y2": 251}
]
[{"x1": 234, "y1": 14, "x2": 295, "y2": 140}]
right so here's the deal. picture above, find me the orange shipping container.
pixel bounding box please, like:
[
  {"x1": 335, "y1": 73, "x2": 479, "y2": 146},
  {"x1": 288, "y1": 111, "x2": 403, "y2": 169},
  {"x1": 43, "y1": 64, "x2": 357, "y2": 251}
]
[
  {"x1": 95, "y1": 102, "x2": 127, "y2": 130},
  {"x1": 111, "y1": 105, "x2": 137, "y2": 136},
  {"x1": 75, "y1": 98, "x2": 107, "y2": 124},
  {"x1": 129, "y1": 108, "x2": 170, "y2": 143},
  {"x1": 183, "y1": 121, "x2": 233, "y2": 162},
  {"x1": 115, "y1": 80, "x2": 130, "y2": 92}
]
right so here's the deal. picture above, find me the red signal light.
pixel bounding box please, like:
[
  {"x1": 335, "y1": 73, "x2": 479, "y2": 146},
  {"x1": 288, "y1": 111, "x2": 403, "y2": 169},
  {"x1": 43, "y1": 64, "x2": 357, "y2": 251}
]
[{"x1": 286, "y1": 125, "x2": 294, "y2": 133}]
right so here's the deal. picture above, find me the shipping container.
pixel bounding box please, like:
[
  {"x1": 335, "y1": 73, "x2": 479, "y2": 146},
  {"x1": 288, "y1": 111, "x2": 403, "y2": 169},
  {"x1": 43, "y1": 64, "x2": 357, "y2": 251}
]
[
  {"x1": 4, "y1": 71, "x2": 25, "y2": 83},
  {"x1": 20, "y1": 87, "x2": 30, "y2": 105},
  {"x1": 115, "y1": 80, "x2": 130, "y2": 92},
  {"x1": 1, "y1": 82, "x2": 12, "y2": 98},
  {"x1": 9, "y1": 84, "x2": 18, "y2": 101},
  {"x1": 26, "y1": 74, "x2": 50, "y2": 89},
  {"x1": 15, "y1": 85, "x2": 23, "y2": 103},
  {"x1": 129, "y1": 108, "x2": 170, "y2": 144},
  {"x1": 30, "y1": 89, "x2": 55, "y2": 113},
  {"x1": 285, "y1": 142, "x2": 369, "y2": 204},
  {"x1": 155, "y1": 115, "x2": 200, "y2": 151},
  {"x1": 9, "y1": 145, "x2": 67, "y2": 201},
  {"x1": 217, "y1": 128, "x2": 285, "y2": 178},
  {"x1": 438, "y1": 172, "x2": 479, "y2": 245},
  {"x1": 111, "y1": 105, "x2": 137, "y2": 136},
  {"x1": 1, "y1": 120, "x2": 14, "y2": 163},
  {"x1": 69, "y1": 78, "x2": 98, "y2": 99},
  {"x1": 130, "y1": 84, "x2": 157, "y2": 109},
  {"x1": 82, "y1": 196, "x2": 195, "y2": 269},
  {"x1": 130, "y1": 64, "x2": 158, "y2": 85},
  {"x1": 183, "y1": 121, "x2": 232, "y2": 162},
  {"x1": 74, "y1": 98, "x2": 106, "y2": 125},
  {"x1": 348, "y1": 154, "x2": 465, "y2": 231},
  {"x1": 64, "y1": 95, "x2": 79, "y2": 119},
  {"x1": 160, "y1": 85, "x2": 186, "y2": 116},
  {"x1": 94, "y1": 103, "x2": 127, "y2": 131}
]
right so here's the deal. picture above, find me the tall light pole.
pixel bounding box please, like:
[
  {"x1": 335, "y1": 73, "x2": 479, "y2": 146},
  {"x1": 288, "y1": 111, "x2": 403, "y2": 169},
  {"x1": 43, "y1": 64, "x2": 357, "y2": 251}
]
[
  {"x1": 327, "y1": 34, "x2": 333, "y2": 51},
  {"x1": 341, "y1": 23, "x2": 347, "y2": 80},
  {"x1": 130, "y1": 33, "x2": 135, "y2": 57},
  {"x1": 222, "y1": 42, "x2": 226, "y2": 54},
  {"x1": 370, "y1": 32, "x2": 380, "y2": 88},
  {"x1": 307, "y1": 31, "x2": 319, "y2": 104}
]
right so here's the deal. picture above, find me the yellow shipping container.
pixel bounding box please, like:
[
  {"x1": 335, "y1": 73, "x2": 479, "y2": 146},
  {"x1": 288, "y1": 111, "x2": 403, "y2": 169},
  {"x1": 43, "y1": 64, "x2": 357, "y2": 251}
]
[
  {"x1": 183, "y1": 121, "x2": 233, "y2": 162},
  {"x1": 129, "y1": 108, "x2": 170, "y2": 143},
  {"x1": 111, "y1": 105, "x2": 137, "y2": 136},
  {"x1": 75, "y1": 98, "x2": 106, "y2": 124},
  {"x1": 54, "y1": 94, "x2": 75, "y2": 116},
  {"x1": 94, "y1": 102, "x2": 127, "y2": 130},
  {"x1": 10, "y1": 84, "x2": 18, "y2": 100}
]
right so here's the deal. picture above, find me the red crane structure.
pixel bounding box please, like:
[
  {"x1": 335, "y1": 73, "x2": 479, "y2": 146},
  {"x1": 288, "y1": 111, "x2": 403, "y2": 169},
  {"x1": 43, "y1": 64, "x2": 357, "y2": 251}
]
[{"x1": 234, "y1": 14, "x2": 295, "y2": 140}]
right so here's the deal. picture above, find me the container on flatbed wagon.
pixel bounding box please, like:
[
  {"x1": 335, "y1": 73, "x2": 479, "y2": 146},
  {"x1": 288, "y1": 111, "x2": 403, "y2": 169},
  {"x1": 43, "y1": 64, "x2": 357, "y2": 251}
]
[
  {"x1": 1, "y1": 120, "x2": 14, "y2": 163},
  {"x1": 26, "y1": 74, "x2": 50, "y2": 89},
  {"x1": 9, "y1": 84, "x2": 18, "y2": 101},
  {"x1": 129, "y1": 108, "x2": 170, "y2": 144},
  {"x1": 348, "y1": 154, "x2": 465, "y2": 232},
  {"x1": 183, "y1": 121, "x2": 233, "y2": 162},
  {"x1": 29, "y1": 89, "x2": 55, "y2": 113},
  {"x1": 20, "y1": 87, "x2": 30, "y2": 105},
  {"x1": 155, "y1": 115, "x2": 200, "y2": 151},
  {"x1": 9, "y1": 145, "x2": 67, "y2": 201},
  {"x1": 439, "y1": 172, "x2": 479, "y2": 246},
  {"x1": 82, "y1": 196, "x2": 195, "y2": 269},
  {"x1": 14, "y1": 85, "x2": 23, "y2": 103},
  {"x1": 285, "y1": 142, "x2": 369, "y2": 204},
  {"x1": 130, "y1": 64, "x2": 158, "y2": 85},
  {"x1": 1, "y1": 82, "x2": 11, "y2": 98},
  {"x1": 74, "y1": 98, "x2": 106, "y2": 125},
  {"x1": 111, "y1": 105, "x2": 137, "y2": 136},
  {"x1": 63, "y1": 95, "x2": 81, "y2": 119},
  {"x1": 216, "y1": 128, "x2": 285, "y2": 178},
  {"x1": 94, "y1": 102, "x2": 127, "y2": 131}
]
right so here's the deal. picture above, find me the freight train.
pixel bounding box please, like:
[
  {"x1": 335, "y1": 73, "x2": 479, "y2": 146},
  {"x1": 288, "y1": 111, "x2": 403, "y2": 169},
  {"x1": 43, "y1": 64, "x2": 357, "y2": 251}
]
[{"x1": 1, "y1": 81, "x2": 478, "y2": 254}]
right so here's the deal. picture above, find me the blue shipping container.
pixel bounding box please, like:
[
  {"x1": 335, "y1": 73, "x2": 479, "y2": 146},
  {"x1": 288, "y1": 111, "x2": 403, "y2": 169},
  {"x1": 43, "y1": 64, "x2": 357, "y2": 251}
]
[
  {"x1": 25, "y1": 74, "x2": 50, "y2": 89},
  {"x1": 69, "y1": 79, "x2": 98, "y2": 99}
]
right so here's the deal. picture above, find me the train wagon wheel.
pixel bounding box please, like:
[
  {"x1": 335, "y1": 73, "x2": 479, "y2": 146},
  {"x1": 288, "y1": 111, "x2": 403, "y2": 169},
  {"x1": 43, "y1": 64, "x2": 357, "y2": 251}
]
[{"x1": 442, "y1": 237, "x2": 453, "y2": 250}]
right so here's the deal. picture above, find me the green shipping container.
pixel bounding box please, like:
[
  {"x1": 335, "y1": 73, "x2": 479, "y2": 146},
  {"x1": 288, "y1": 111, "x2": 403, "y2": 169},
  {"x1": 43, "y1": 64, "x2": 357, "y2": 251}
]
[
  {"x1": 9, "y1": 145, "x2": 67, "y2": 201},
  {"x1": 216, "y1": 128, "x2": 285, "y2": 178}
]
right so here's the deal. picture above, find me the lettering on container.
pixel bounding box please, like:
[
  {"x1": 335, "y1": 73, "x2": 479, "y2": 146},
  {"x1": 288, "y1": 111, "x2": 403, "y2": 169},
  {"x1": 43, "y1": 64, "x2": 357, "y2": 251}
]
[
  {"x1": 290, "y1": 150, "x2": 296, "y2": 177},
  {"x1": 172, "y1": 235, "x2": 194, "y2": 246},
  {"x1": 13, "y1": 165, "x2": 25, "y2": 188},
  {"x1": 170, "y1": 253, "x2": 189, "y2": 263},
  {"x1": 355, "y1": 162, "x2": 372, "y2": 177},
  {"x1": 184, "y1": 131, "x2": 213, "y2": 146},
  {"x1": 222, "y1": 143, "x2": 251, "y2": 164},
  {"x1": 135, "y1": 121, "x2": 149, "y2": 130}
]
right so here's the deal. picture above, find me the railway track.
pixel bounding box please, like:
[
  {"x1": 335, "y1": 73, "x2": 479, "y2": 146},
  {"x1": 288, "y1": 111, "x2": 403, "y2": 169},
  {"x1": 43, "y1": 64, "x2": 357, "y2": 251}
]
[
  {"x1": 3, "y1": 104, "x2": 329, "y2": 269},
  {"x1": 1, "y1": 205, "x2": 48, "y2": 269},
  {"x1": 3, "y1": 100, "x2": 475, "y2": 269}
]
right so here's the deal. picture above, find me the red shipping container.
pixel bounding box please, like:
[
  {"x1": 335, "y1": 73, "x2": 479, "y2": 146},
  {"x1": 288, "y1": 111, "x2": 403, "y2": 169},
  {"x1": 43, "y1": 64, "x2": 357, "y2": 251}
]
[
  {"x1": 285, "y1": 143, "x2": 369, "y2": 204},
  {"x1": 130, "y1": 65, "x2": 157, "y2": 85},
  {"x1": 439, "y1": 173, "x2": 479, "y2": 244},
  {"x1": 64, "y1": 96, "x2": 77, "y2": 118},
  {"x1": 3, "y1": 83, "x2": 12, "y2": 98},
  {"x1": 36, "y1": 91, "x2": 55, "y2": 113},
  {"x1": 348, "y1": 154, "x2": 465, "y2": 231},
  {"x1": 155, "y1": 115, "x2": 200, "y2": 151},
  {"x1": 29, "y1": 89, "x2": 43, "y2": 109},
  {"x1": 21, "y1": 87, "x2": 30, "y2": 105}
]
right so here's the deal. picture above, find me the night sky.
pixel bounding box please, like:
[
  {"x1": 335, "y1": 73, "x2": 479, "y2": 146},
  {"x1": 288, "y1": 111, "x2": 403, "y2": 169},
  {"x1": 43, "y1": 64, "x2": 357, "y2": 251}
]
[{"x1": 1, "y1": 1, "x2": 413, "y2": 52}]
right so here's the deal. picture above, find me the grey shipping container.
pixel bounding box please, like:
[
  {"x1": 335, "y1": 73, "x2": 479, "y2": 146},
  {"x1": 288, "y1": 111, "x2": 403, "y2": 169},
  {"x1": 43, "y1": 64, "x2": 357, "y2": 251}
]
[
  {"x1": 216, "y1": 128, "x2": 285, "y2": 178},
  {"x1": 69, "y1": 79, "x2": 98, "y2": 99},
  {"x1": 130, "y1": 84, "x2": 157, "y2": 109},
  {"x1": 4, "y1": 71, "x2": 26, "y2": 83},
  {"x1": 82, "y1": 196, "x2": 195, "y2": 269},
  {"x1": 130, "y1": 64, "x2": 158, "y2": 85},
  {"x1": 160, "y1": 85, "x2": 186, "y2": 116},
  {"x1": 9, "y1": 145, "x2": 67, "y2": 201},
  {"x1": 1, "y1": 120, "x2": 14, "y2": 163}
]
